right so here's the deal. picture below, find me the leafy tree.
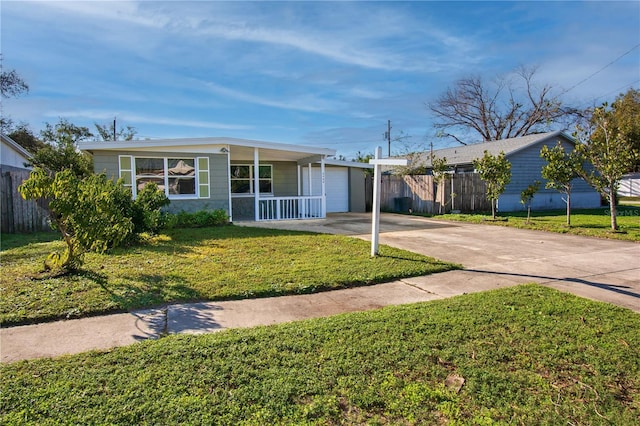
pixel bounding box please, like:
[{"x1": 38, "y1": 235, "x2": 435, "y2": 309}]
[
  {"x1": 430, "y1": 154, "x2": 450, "y2": 214},
  {"x1": 354, "y1": 151, "x2": 375, "y2": 176},
  {"x1": 520, "y1": 181, "x2": 541, "y2": 224},
  {"x1": 429, "y1": 66, "x2": 576, "y2": 145},
  {"x1": 1, "y1": 58, "x2": 29, "y2": 133},
  {"x1": 473, "y1": 150, "x2": 511, "y2": 219},
  {"x1": 540, "y1": 142, "x2": 582, "y2": 226},
  {"x1": 19, "y1": 169, "x2": 135, "y2": 272},
  {"x1": 94, "y1": 121, "x2": 137, "y2": 141},
  {"x1": 0, "y1": 60, "x2": 28, "y2": 98},
  {"x1": 574, "y1": 91, "x2": 640, "y2": 230},
  {"x1": 6, "y1": 122, "x2": 47, "y2": 154},
  {"x1": 28, "y1": 119, "x2": 94, "y2": 178}
]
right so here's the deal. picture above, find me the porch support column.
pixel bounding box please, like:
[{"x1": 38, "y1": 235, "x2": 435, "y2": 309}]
[
  {"x1": 320, "y1": 157, "x2": 326, "y2": 218},
  {"x1": 254, "y1": 147, "x2": 260, "y2": 221},
  {"x1": 307, "y1": 163, "x2": 313, "y2": 195},
  {"x1": 297, "y1": 165, "x2": 301, "y2": 196}
]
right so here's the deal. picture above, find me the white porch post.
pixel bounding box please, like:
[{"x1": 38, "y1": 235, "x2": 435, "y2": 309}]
[
  {"x1": 320, "y1": 157, "x2": 326, "y2": 218},
  {"x1": 370, "y1": 147, "x2": 382, "y2": 256},
  {"x1": 254, "y1": 147, "x2": 260, "y2": 221},
  {"x1": 297, "y1": 165, "x2": 301, "y2": 196},
  {"x1": 307, "y1": 163, "x2": 313, "y2": 195},
  {"x1": 226, "y1": 146, "x2": 233, "y2": 222}
]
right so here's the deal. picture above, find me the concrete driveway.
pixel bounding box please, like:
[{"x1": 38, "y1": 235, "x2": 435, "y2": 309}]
[{"x1": 242, "y1": 212, "x2": 640, "y2": 313}]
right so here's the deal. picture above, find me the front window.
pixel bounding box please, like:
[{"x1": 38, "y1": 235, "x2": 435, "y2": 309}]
[
  {"x1": 135, "y1": 157, "x2": 196, "y2": 197},
  {"x1": 231, "y1": 164, "x2": 272, "y2": 194}
]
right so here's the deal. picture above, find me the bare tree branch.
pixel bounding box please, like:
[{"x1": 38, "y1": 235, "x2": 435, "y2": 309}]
[{"x1": 428, "y1": 66, "x2": 576, "y2": 144}]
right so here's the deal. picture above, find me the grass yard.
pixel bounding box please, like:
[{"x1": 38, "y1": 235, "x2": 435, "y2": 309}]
[
  {"x1": 0, "y1": 226, "x2": 458, "y2": 326},
  {"x1": 439, "y1": 206, "x2": 640, "y2": 241},
  {"x1": 2, "y1": 285, "x2": 638, "y2": 425}
]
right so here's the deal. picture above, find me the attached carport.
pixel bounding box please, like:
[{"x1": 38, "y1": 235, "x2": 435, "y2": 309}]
[{"x1": 302, "y1": 159, "x2": 372, "y2": 213}]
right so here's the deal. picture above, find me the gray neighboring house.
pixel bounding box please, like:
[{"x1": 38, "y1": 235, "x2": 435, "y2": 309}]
[
  {"x1": 417, "y1": 130, "x2": 601, "y2": 212},
  {"x1": 79, "y1": 137, "x2": 372, "y2": 222}
]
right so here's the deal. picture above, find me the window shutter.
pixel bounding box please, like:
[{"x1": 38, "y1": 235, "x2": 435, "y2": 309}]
[
  {"x1": 197, "y1": 157, "x2": 210, "y2": 198},
  {"x1": 118, "y1": 155, "x2": 134, "y2": 192}
]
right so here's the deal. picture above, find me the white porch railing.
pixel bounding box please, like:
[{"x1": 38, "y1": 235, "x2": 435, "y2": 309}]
[{"x1": 258, "y1": 196, "x2": 324, "y2": 221}]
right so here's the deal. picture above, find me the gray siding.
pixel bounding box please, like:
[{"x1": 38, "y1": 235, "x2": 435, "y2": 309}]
[
  {"x1": 92, "y1": 151, "x2": 229, "y2": 214},
  {"x1": 505, "y1": 139, "x2": 596, "y2": 196},
  {"x1": 349, "y1": 168, "x2": 367, "y2": 213},
  {"x1": 272, "y1": 161, "x2": 298, "y2": 196}
]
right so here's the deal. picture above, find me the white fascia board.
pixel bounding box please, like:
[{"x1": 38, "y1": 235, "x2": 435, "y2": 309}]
[{"x1": 79, "y1": 137, "x2": 335, "y2": 157}]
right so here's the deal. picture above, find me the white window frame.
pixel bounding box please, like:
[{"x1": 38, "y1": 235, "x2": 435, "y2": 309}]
[
  {"x1": 230, "y1": 164, "x2": 273, "y2": 196},
  {"x1": 118, "y1": 156, "x2": 210, "y2": 200}
]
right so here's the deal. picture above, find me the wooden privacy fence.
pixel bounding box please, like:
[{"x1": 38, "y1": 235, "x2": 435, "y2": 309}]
[
  {"x1": 380, "y1": 173, "x2": 490, "y2": 214},
  {"x1": 1, "y1": 169, "x2": 51, "y2": 233}
]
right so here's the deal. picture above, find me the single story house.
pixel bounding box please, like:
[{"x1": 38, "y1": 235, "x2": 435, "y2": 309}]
[
  {"x1": 79, "y1": 137, "x2": 372, "y2": 222},
  {"x1": 416, "y1": 130, "x2": 601, "y2": 212}
]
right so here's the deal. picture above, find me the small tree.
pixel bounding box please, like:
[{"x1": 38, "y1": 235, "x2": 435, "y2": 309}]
[
  {"x1": 540, "y1": 142, "x2": 582, "y2": 226},
  {"x1": 574, "y1": 93, "x2": 640, "y2": 230},
  {"x1": 19, "y1": 169, "x2": 135, "y2": 272},
  {"x1": 28, "y1": 119, "x2": 94, "y2": 178},
  {"x1": 430, "y1": 154, "x2": 449, "y2": 214},
  {"x1": 520, "y1": 181, "x2": 541, "y2": 224},
  {"x1": 473, "y1": 150, "x2": 511, "y2": 219}
]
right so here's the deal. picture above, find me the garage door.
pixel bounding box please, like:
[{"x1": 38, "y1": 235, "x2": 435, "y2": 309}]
[{"x1": 302, "y1": 167, "x2": 349, "y2": 213}]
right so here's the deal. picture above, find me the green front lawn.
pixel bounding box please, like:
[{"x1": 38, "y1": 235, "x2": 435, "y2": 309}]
[
  {"x1": 0, "y1": 226, "x2": 458, "y2": 326},
  {"x1": 2, "y1": 285, "x2": 638, "y2": 425},
  {"x1": 440, "y1": 206, "x2": 640, "y2": 241}
]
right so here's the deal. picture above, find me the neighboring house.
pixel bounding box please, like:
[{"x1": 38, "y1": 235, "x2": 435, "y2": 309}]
[
  {"x1": 618, "y1": 173, "x2": 640, "y2": 198},
  {"x1": 416, "y1": 130, "x2": 601, "y2": 212},
  {"x1": 79, "y1": 137, "x2": 372, "y2": 221},
  {"x1": 1, "y1": 133, "x2": 32, "y2": 172}
]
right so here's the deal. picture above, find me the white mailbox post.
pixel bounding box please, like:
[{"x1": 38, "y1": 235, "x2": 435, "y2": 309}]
[{"x1": 369, "y1": 147, "x2": 408, "y2": 257}]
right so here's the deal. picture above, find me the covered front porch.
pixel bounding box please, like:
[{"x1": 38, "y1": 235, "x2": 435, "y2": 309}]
[{"x1": 226, "y1": 141, "x2": 334, "y2": 222}]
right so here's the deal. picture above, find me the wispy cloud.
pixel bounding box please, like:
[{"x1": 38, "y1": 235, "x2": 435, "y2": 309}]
[
  {"x1": 45, "y1": 109, "x2": 253, "y2": 131},
  {"x1": 28, "y1": 0, "x2": 477, "y2": 73},
  {"x1": 200, "y1": 80, "x2": 344, "y2": 113}
]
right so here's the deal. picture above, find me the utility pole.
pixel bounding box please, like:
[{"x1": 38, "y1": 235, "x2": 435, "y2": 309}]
[
  {"x1": 387, "y1": 120, "x2": 391, "y2": 157},
  {"x1": 113, "y1": 117, "x2": 117, "y2": 141}
]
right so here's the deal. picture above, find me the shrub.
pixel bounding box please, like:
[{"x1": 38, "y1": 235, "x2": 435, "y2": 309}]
[
  {"x1": 163, "y1": 209, "x2": 229, "y2": 229},
  {"x1": 128, "y1": 183, "x2": 170, "y2": 236}
]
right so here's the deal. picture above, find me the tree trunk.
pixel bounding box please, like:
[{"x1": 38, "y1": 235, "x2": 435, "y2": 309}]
[
  {"x1": 566, "y1": 192, "x2": 571, "y2": 226},
  {"x1": 491, "y1": 199, "x2": 496, "y2": 220},
  {"x1": 609, "y1": 188, "x2": 618, "y2": 231},
  {"x1": 527, "y1": 205, "x2": 531, "y2": 224}
]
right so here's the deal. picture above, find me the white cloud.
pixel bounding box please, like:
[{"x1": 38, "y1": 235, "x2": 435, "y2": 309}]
[
  {"x1": 45, "y1": 109, "x2": 253, "y2": 131},
  {"x1": 200, "y1": 80, "x2": 344, "y2": 113}
]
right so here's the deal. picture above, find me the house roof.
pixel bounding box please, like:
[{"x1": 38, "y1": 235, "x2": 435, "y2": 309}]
[
  {"x1": 1, "y1": 133, "x2": 33, "y2": 160},
  {"x1": 419, "y1": 130, "x2": 573, "y2": 167},
  {"x1": 79, "y1": 136, "x2": 336, "y2": 162}
]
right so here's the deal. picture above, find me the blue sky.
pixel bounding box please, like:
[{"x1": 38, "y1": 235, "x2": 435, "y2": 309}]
[{"x1": 2, "y1": 1, "x2": 639, "y2": 159}]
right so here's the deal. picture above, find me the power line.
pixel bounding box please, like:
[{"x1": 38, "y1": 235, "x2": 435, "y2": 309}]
[
  {"x1": 562, "y1": 43, "x2": 640, "y2": 95},
  {"x1": 591, "y1": 79, "x2": 640, "y2": 104}
]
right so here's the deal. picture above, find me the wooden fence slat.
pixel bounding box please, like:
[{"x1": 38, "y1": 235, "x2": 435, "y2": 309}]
[
  {"x1": 381, "y1": 173, "x2": 490, "y2": 214},
  {"x1": 0, "y1": 169, "x2": 51, "y2": 234}
]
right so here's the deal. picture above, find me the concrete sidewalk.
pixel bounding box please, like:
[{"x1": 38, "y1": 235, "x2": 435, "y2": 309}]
[{"x1": 2, "y1": 213, "x2": 639, "y2": 363}]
